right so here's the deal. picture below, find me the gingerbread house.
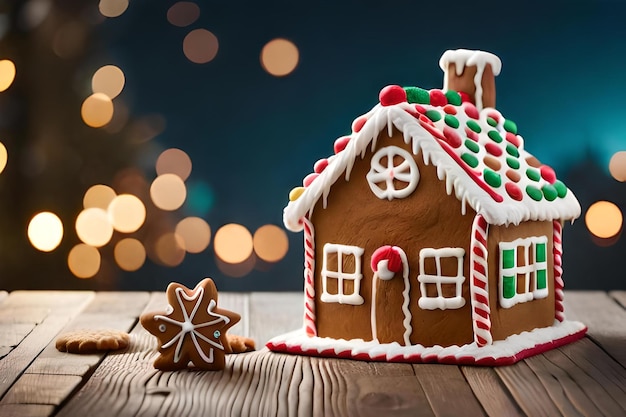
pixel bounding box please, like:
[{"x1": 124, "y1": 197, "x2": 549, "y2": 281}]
[{"x1": 267, "y1": 49, "x2": 587, "y2": 365}]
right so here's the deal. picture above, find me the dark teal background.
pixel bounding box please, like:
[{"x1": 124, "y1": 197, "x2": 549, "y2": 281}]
[{"x1": 100, "y1": 1, "x2": 626, "y2": 291}]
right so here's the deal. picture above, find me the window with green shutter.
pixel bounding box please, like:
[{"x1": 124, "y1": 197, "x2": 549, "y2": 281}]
[{"x1": 499, "y1": 236, "x2": 549, "y2": 308}]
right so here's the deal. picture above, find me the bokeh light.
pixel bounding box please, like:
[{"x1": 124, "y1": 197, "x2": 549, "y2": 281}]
[
  {"x1": 216, "y1": 253, "x2": 256, "y2": 278},
  {"x1": 0, "y1": 141, "x2": 7, "y2": 174},
  {"x1": 75, "y1": 207, "x2": 114, "y2": 247},
  {"x1": 0, "y1": 59, "x2": 16, "y2": 92},
  {"x1": 114, "y1": 238, "x2": 146, "y2": 271},
  {"x1": 156, "y1": 148, "x2": 192, "y2": 181},
  {"x1": 167, "y1": 2, "x2": 200, "y2": 27},
  {"x1": 81, "y1": 93, "x2": 114, "y2": 128},
  {"x1": 155, "y1": 233, "x2": 186, "y2": 266},
  {"x1": 175, "y1": 217, "x2": 211, "y2": 253},
  {"x1": 183, "y1": 29, "x2": 219, "y2": 64},
  {"x1": 68, "y1": 244, "x2": 101, "y2": 279},
  {"x1": 214, "y1": 223, "x2": 253, "y2": 264},
  {"x1": 92, "y1": 65, "x2": 125, "y2": 99},
  {"x1": 150, "y1": 173, "x2": 187, "y2": 211},
  {"x1": 260, "y1": 38, "x2": 299, "y2": 77},
  {"x1": 27, "y1": 211, "x2": 64, "y2": 252},
  {"x1": 83, "y1": 184, "x2": 116, "y2": 210},
  {"x1": 585, "y1": 201, "x2": 623, "y2": 239},
  {"x1": 107, "y1": 194, "x2": 146, "y2": 233},
  {"x1": 99, "y1": 0, "x2": 129, "y2": 18},
  {"x1": 609, "y1": 151, "x2": 626, "y2": 182},
  {"x1": 253, "y1": 224, "x2": 289, "y2": 263}
]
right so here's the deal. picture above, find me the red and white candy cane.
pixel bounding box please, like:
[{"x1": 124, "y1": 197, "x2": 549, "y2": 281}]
[
  {"x1": 553, "y1": 220, "x2": 565, "y2": 322},
  {"x1": 302, "y1": 217, "x2": 317, "y2": 336},
  {"x1": 469, "y1": 214, "x2": 492, "y2": 346}
]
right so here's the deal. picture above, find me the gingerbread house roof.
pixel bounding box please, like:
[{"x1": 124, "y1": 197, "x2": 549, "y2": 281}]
[{"x1": 283, "y1": 85, "x2": 581, "y2": 232}]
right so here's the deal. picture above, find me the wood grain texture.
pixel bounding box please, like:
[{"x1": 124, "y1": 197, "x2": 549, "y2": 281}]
[
  {"x1": 248, "y1": 292, "x2": 303, "y2": 346},
  {"x1": 1, "y1": 374, "x2": 82, "y2": 405},
  {"x1": 0, "y1": 404, "x2": 55, "y2": 417},
  {"x1": 609, "y1": 291, "x2": 626, "y2": 309},
  {"x1": 564, "y1": 291, "x2": 626, "y2": 367},
  {"x1": 0, "y1": 291, "x2": 94, "y2": 399},
  {"x1": 413, "y1": 364, "x2": 486, "y2": 417},
  {"x1": 461, "y1": 366, "x2": 524, "y2": 417}
]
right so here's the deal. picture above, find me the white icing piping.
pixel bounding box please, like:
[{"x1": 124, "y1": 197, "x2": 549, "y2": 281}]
[
  {"x1": 439, "y1": 49, "x2": 502, "y2": 111},
  {"x1": 283, "y1": 103, "x2": 581, "y2": 233}
]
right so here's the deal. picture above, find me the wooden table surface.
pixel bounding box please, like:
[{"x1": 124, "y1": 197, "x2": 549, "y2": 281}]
[{"x1": 0, "y1": 290, "x2": 624, "y2": 417}]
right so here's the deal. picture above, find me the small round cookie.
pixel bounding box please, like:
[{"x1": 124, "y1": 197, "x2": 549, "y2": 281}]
[
  {"x1": 56, "y1": 329, "x2": 130, "y2": 354},
  {"x1": 227, "y1": 334, "x2": 255, "y2": 353}
]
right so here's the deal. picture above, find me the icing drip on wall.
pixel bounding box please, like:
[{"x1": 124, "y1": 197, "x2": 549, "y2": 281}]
[{"x1": 439, "y1": 49, "x2": 501, "y2": 111}]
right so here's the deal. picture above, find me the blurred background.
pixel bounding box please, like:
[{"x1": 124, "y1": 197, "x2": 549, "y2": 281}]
[{"x1": 0, "y1": 0, "x2": 624, "y2": 292}]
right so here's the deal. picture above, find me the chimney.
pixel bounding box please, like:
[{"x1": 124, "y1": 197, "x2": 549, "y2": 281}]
[{"x1": 439, "y1": 49, "x2": 501, "y2": 111}]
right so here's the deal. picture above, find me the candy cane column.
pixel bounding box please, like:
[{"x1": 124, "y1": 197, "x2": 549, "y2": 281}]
[{"x1": 370, "y1": 246, "x2": 412, "y2": 346}]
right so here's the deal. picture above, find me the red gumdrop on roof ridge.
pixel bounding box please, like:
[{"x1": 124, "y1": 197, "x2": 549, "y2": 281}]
[
  {"x1": 334, "y1": 136, "x2": 351, "y2": 154},
  {"x1": 303, "y1": 173, "x2": 319, "y2": 187},
  {"x1": 314, "y1": 158, "x2": 328, "y2": 173},
  {"x1": 352, "y1": 116, "x2": 367, "y2": 133},
  {"x1": 379, "y1": 85, "x2": 407, "y2": 106}
]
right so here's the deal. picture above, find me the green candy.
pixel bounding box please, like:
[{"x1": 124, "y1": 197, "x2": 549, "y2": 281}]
[
  {"x1": 484, "y1": 169, "x2": 502, "y2": 188},
  {"x1": 466, "y1": 120, "x2": 481, "y2": 133},
  {"x1": 526, "y1": 168, "x2": 541, "y2": 181},
  {"x1": 461, "y1": 153, "x2": 479, "y2": 168},
  {"x1": 506, "y1": 143, "x2": 519, "y2": 157},
  {"x1": 488, "y1": 130, "x2": 503, "y2": 143},
  {"x1": 464, "y1": 139, "x2": 479, "y2": 153},
  {"x1": 504, "y1": 119, "x2": 518, "y2": 134},
  {"x1": 487, "y1": 117, "x2": 498, "y2": 127},
  {"x1": 506, "y1": 157, "x2": 520, "y2": 169},
  {"x1": 553, "y1": 180, "x2": 568, "y2": 198},
  {"x1": 445, "y1": 90, "x2": 462, "y2": 106},
  {"x1": 405, "y1": 87, "x2": 430, "y2": 104},
  {"x1": 426, "y1": 109, "x2": 442, "y2": 122},
  {"x1": 526, "y1": 185, "x2": 543, "y2": 201},
  {"x1": 542, "y1": 184, "x2": 558, "y2": 201},
  {"x1": 444, "y1": 114, "x2": 460, "y2": 128}
]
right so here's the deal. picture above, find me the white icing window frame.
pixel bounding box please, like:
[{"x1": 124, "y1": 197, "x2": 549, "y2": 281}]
[
  {"x1": 417, "y1": 248, "x2": 466, "y2": 310},
  {"x1": 366, "y1": 145, "x2": 419, "y2": 201},
  {"x1": 320, "y1": 243, "x2": 365, "y2": 305},
  {"x1": 499, "y1": 236, "x2": 549, "y2": 309}
]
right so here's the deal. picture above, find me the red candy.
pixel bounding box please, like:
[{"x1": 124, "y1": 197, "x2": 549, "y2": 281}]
[
  {"x1": 352, "y1": 116, "x2": 367, "y2": 133},
  {"x1": 540, "y1": 165, "x2": 557, "y2": 184},
  {"x1": 487, "y1": 112, "x2": 501, "y2": 123},
  {"x1": 414, "y1": 104, "x2": 427, "y2": 114},
  {"x1": 334, "y1": 136, "x2": 351, "y2": 153},
  {"x1": 465, "y1": 127, "x2": 479, "y2": 142},
  {"x1": 303, "y1": 173, "x2": 319, "y2": 187},
  {"x1": 505, "y1": 132, "x2": 521, "y2": 148},
  {"x1": 505, "y1": 182, "x2": 523, "y2": 201},
  {"x1": 379, "y1": 85, "x2": 407, "y2": 106},
  {"x1": 371, "y1": 246, "x2": 403, "y2": 274},
  {"x1": 462, "y1": 102, "x2": 479, "y2": 120},
  {"x1": 443, "y1": 105, "x2": 457, "y2": 115},
  {"x1": 485, "y1": 142, "x2": 503, "y2": 157},
  {"x1": 443, "y1": 126, "x2": 462, "y2": 148},
  {"x1": 313, "y1": 158, "x2": 328, "y2": 174},
  {"x1": 429, "y1": 89, "x2": 448, "y2": 107},
  {"x1": 459, "y1": 91, "x2": 472, "y2": 103}
]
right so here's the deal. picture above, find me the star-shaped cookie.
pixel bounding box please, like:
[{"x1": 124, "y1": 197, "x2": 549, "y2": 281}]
[{"x1": 140, "y1": 278, "x2": 240, "y2": 371}]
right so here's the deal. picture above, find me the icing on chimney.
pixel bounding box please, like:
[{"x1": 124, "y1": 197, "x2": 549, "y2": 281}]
[{"x1": 439, "y1": 49, "x2": 501, "y2": 111}]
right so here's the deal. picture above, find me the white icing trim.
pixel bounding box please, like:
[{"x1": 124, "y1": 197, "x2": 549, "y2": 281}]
[
  {"x1": 267, "y1": 320, "x2": 586, "y2": 364},
  {"x1": 283, "y1": 104, "x2": 581, "y2": 233},
  {"x1": 320, "y1": 243, "x2": 365, "y2": 305},
  {"x1": 366, "y1": 145, "x2": 419, "y2": 200},
  {"x1": 499, "y1": 236, "x2": 549, "y2": 309},
  {"x1": 439, "y1": 49, "x2": 502, "y2": 111},
  {"x1": 417, "y1": 247, "x2": 466, "y2": 310}
]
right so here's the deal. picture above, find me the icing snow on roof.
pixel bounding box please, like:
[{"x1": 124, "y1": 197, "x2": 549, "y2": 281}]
[{"x1": 283, "y1": 85, "x2": 581, "y2": 232}]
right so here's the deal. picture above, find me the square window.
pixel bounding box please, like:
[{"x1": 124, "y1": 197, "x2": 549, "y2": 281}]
[
  {"x1": 417, "y1": 247, "x2": 466, "y2": 310},
  {"x1": 320, "y1": 243, "x2": 364, "y2": 305}
]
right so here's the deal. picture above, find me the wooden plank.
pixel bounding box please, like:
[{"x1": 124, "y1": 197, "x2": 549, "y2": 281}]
[
  {"x1": 1, "y1": 374, "x2": 82, "y2": 406},
  {"x1": 558, "y1": 337, "x2": 626, "y2": 411},
  {"x1": 80, "y1": 291, "x2": 150, "y2": 317},
  {"x1": 0, "y1": 291, "x2": 8, "y2": 304},
  {"x1": 413, "y1": 364, "x2": 486, "y2": 417},
  {"x1": 496, "y1": 361, "x2": 563, "y2": 417},
  {"x1": 461, "y1": 367, "x2": 524, "y2": 417},
  {"x1": 609, "y1": 291, "x2": 626, "y2": 309},
  {"x1": 564, "y1": 291, "x2": 626, "y2": 367},
  {"x1": 0, "y1": 292, "x2": 94, "y2": 399},
  {"x1": 248, "y1": 292, "x2": 303, "y2": 346},
  {"x1": 0, "y1": 404, "x2": 55, "y2": 417}
]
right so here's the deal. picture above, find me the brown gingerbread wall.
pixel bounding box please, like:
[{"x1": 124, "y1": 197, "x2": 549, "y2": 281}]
[
  {"x1": 487, "y1": 221, "x2": 555, "y2": 341},
  {"x1": 310, "y1": 129, "x2": 476, "y2": 347}
]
